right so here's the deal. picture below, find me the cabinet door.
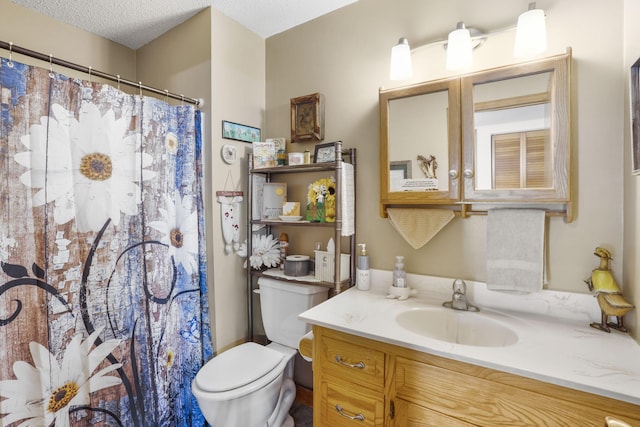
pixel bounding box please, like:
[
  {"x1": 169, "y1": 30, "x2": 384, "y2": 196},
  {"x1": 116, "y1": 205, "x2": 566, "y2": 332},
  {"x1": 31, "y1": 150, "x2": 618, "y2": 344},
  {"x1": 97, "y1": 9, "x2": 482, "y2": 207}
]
[
  {"x1": 394, "y1": 356, "x2": 629, "y2": 426},
  {"x1": 392, "y1": 398, "x2": 474, "y2": 427},
  {"x1": 317, "y1": 378, "x2": 384, "y2": 427},
  {"x1": 379, "y1": 78, "x2": 462, "y2": 215}
]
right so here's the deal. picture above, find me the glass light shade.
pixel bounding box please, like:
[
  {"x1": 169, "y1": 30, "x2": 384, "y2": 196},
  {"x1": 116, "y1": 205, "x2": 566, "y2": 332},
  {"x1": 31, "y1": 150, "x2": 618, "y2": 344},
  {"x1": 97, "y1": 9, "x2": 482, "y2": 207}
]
[
  {"x1": 390, "y1": 38, "x2": 412, "y2": 81},
  {"x1": 514, "y1": 8, "x2": 547, "y2": 57},
  {"x1": 446, "y1": 24, "x2": 473, "y2": 71}
]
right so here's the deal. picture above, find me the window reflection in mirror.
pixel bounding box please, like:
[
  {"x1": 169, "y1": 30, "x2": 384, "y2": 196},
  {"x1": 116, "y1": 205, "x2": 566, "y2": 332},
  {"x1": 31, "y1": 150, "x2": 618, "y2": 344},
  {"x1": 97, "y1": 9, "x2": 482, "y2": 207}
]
[
  {"x1": 388, "y1": 91, "x2": 450, "y2": 192},
  {"x1": 473, "y1": 71, "x2": 553, "y2": 190}
]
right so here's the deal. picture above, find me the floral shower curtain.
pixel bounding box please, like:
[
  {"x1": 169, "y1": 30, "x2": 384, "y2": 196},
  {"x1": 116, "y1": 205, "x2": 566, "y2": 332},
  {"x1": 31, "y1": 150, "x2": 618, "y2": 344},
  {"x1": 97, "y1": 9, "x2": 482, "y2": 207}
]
[{"x1": 0, "y1": 58, "x2": 212, "y2": 426}]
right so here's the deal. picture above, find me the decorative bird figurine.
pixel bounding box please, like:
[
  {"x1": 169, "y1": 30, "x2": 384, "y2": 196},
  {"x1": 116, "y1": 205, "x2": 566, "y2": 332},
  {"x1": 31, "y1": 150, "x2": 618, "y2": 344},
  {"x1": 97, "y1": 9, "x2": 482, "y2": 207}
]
[{"x1": 584, "y1": 247, "x2": 634, "y2": 333}]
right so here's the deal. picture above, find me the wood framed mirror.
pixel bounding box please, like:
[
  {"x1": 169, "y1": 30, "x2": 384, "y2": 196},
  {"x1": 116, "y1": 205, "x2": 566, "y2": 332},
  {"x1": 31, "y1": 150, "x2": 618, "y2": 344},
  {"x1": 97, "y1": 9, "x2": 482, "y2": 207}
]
[
  {"x1": 379, "y1": 50, "x2": 571, "y2": 218},
  {"x1": 379, "y1": 78, "x2": 461, "y2": 216},
  {"x1": 461, "y1": 51, "x2": 571, "y2": 202}
]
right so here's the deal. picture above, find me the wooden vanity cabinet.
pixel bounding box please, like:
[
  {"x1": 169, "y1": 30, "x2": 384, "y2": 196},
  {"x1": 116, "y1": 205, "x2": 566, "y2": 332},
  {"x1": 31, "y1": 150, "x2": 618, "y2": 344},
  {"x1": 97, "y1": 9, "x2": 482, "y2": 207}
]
[
  {"x1": 313, "y1": 327, "x2": 386, "y2": 426},
  {"x1": 312, "y1": 326, "x2": 640, "y2": 427}
]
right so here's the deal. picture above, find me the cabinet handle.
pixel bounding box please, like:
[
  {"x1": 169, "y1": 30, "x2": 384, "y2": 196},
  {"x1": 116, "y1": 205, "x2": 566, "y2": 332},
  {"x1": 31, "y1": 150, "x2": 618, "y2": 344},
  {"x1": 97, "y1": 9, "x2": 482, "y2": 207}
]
[
  {"x1": 335, "y1": 355, "x2": 365, "y2": 369},
  {"x1": 335, "y1": 404, "x2": 365, "y2": 421},
  {"x1": 448, "y1": 169, "x2": 458, "y2": 179},
  {"x1": 463, "y1": 169, "x2": 474, "y2": 179}
]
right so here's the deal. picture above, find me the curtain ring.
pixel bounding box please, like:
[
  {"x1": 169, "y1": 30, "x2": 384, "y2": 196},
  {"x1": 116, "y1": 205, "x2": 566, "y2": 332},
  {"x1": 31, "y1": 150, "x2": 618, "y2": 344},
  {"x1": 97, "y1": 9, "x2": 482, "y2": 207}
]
[
  {"x1": 181, "y1": 94, "x2": 184, "y2": 107},
  {"x1": 139, "y1": 82, "x2": 143, "y2": 99},
  {"x1": 6, "y1": 41, "x2": 14, "y2": 68},
  {"x1": 117, "y1": 75, "x2": 121, "y2": 90},
  {"x1": 49, "y1": 54, "x2": 55, "y2": 78},
  {"x1": 88, "y1": 66, "x2": 92, "y2": 83},
  {"x1": 164, "y1": 89, "x2": 169, "y2": 103}
]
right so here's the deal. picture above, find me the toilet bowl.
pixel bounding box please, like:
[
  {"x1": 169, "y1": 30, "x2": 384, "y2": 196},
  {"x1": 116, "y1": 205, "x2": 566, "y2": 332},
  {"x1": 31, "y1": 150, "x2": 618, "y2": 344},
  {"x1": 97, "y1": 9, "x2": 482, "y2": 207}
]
[{"x1": 192, "y1": 278, "x2": 328, "y2": 427}]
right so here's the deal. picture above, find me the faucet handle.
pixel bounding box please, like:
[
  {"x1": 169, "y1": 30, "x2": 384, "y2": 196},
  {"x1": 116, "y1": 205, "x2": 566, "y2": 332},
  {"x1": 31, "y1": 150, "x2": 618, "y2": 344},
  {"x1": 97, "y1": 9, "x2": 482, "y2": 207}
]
[{"x1": 452, "y1": 279, "x2": 467, "y2": 294}]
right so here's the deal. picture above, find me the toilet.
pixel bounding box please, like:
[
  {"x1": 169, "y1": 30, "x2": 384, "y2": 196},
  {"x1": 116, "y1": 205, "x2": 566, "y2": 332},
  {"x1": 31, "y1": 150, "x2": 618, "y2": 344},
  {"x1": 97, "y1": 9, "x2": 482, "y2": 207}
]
[{"x1": 192, "y1": 277, "x2": 328, "y2": 427}]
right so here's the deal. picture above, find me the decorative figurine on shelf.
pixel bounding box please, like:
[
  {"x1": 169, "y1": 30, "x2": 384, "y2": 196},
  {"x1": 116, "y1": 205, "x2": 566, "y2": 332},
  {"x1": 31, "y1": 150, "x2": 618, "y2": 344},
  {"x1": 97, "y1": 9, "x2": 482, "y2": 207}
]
[
  {"x1": 417, "y1": 154, "x2": 438, "y2": 179},
  {"x1": 584, "y1": 247, "x2": 635, "y2": 333}
]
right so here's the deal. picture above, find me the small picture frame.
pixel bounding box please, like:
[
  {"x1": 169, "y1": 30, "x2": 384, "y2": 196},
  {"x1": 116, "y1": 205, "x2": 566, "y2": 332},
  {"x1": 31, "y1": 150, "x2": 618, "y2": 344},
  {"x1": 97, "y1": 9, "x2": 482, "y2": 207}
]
[
  {"x1": 390, "y1": 160, "x2": 412, "y2": 179},
  {"x1": 314, "y1": 142, "x2": 338, "y2": 163},
  {"x1": 291, "y1": 93, "x2": 325, "y2": 142},
  {"x1": 222, "y1": 120, "x2": 261, "y2": 143}
]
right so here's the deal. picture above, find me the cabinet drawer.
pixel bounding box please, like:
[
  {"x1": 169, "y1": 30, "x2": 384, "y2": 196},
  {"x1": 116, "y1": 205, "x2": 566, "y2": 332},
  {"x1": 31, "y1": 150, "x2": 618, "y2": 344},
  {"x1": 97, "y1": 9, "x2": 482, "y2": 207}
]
[
  {"x1": 318, "y1": 335, "x2": 385, "y2": 390},
  {"x1": 318, "y1": 378, "x2": 384, "y2": 427}
]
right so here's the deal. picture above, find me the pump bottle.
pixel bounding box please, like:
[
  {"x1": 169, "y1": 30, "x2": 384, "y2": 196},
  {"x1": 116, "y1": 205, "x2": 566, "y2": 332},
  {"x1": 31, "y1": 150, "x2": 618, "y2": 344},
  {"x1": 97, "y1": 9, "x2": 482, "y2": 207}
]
[
  {"x1": 393, "y1": 256, "x2": 407, "y2": 288},
  {"x1": 356, "y1": 243, "x2": 370, "y2": 291}
]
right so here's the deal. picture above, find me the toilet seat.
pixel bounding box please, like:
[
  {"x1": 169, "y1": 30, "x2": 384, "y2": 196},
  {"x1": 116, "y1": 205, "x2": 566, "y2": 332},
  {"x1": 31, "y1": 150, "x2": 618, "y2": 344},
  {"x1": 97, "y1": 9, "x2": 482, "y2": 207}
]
[{"x1": 194, "y1": 342, "x2": 288, "y2": 400}]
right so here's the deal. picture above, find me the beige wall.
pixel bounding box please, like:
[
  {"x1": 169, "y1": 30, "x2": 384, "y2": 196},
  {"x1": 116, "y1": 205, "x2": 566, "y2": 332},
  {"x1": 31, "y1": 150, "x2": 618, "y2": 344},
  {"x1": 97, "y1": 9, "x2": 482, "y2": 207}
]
[
  {"x1": 266, "y1": 0, "x2": 637, "y2": 339},
  {"x1": 0, "y1": 0, "x2": 136, "y2": 80},
  {"x1": 209, "y1": 9, "x2": 265, "y2": 352},
  {"x1": 623, "y1": 0, "x2": 639, "y2": 342}
]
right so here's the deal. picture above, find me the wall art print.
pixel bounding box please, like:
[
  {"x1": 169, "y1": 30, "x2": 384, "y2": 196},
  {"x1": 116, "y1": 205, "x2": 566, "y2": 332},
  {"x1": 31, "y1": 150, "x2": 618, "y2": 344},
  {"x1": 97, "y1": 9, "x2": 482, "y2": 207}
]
[{"x1": 0, "y1": 57, "x2": 212, "y2": 426}]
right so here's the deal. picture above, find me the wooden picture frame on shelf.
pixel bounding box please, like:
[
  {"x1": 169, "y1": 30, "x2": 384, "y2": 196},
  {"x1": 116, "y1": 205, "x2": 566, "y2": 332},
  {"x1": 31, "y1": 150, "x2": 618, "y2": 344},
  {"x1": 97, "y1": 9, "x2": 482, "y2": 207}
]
[{"x1": 290, "y1": 93, "x2": 324, "y2": 142}]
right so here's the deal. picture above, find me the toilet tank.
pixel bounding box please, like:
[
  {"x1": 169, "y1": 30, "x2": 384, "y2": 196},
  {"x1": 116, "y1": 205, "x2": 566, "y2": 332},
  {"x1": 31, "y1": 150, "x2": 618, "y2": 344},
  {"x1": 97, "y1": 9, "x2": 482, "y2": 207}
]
[{"x1": 258, "y1": 277, "x2": 329, "y2": 348}]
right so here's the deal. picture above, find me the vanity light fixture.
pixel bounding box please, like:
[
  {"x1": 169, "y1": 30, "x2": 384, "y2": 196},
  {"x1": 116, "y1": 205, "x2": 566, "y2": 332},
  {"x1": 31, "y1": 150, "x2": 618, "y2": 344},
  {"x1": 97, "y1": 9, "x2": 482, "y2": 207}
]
[
  {"x1": 389, "y1": 2, "x2": 547, "y2": 80},
  {"x1": 390, "y1": 37, "x2": 413, "y2": 81},
  {"x1": 514, "y1": 2, "x2": 547, "y2": 57},
  {"x1": 446, "y1": 22, "x2": 473, "y2": 71}
]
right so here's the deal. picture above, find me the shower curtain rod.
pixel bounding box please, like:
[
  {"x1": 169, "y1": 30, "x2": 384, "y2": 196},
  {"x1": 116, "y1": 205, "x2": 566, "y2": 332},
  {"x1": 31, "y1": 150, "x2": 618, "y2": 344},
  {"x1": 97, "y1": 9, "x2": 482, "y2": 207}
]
[{"x1": 0, "y1": 40, "x2": 201, "y2": 106}]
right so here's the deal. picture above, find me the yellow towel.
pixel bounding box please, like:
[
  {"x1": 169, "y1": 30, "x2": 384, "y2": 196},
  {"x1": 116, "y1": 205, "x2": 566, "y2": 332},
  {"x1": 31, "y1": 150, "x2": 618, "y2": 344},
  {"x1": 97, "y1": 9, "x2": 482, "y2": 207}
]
[{"x1": 387, "y1": 208, "x2": 455, "y2": 249}]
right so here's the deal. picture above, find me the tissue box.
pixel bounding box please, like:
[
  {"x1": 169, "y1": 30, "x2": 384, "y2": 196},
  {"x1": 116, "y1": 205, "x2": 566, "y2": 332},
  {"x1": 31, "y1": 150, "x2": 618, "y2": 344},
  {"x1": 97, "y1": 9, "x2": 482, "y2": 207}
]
[{"x1": 314, "y1": 250, "x2": 350, "y2": 282}]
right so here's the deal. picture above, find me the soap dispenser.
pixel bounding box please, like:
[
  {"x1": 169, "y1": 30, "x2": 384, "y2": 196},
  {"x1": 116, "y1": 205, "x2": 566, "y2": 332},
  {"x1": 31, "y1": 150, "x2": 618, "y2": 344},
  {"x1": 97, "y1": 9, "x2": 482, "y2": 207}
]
[
  {"x1": 356, "y1": 243, "x2": 370, "y2": 291},
  {"x1": 393, "y1": 256, "x2": 407, "y2": 288}
]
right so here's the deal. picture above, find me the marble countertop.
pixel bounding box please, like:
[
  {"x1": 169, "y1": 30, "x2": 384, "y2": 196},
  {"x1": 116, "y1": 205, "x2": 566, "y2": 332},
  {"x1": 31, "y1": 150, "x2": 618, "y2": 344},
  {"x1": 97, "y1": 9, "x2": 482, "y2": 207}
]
[{"x1": 298, "y1": 270, "x2": 640, "y2": 405}]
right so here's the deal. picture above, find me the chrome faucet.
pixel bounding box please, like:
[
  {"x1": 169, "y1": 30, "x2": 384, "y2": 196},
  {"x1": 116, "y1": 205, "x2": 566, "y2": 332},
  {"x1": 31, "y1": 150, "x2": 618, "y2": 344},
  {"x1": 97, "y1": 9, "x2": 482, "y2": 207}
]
[{"x1": 443, "y1": 279, "x2": 479, "y2": 312}]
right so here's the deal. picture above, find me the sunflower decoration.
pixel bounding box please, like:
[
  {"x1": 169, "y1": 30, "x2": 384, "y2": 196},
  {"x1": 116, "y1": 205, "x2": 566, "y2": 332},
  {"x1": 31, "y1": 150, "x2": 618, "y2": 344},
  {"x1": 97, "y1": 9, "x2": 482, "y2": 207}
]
[{"x1": 306, "y1": 176, "x2": 336, "y2": 222}]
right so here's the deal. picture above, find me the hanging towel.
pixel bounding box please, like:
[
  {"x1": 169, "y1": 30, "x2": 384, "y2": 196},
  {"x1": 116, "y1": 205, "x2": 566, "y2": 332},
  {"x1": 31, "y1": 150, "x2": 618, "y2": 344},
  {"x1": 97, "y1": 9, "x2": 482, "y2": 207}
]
[
  {"x1": 387, "y1": 208, "x2": 455, "y2": 249},
  {"x1": 486, "y1": 208, "x2": 546, "y2": 293},
  {"x1": 341, "y1": 163, "x2": 355, "y2": 236}
]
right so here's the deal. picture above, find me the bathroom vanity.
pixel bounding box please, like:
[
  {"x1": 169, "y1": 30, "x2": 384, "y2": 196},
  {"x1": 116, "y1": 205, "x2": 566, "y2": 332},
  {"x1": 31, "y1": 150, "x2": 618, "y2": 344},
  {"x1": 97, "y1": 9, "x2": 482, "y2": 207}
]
[{"x1": 299, "y1": 271, "x2": 640, "y2": 426}]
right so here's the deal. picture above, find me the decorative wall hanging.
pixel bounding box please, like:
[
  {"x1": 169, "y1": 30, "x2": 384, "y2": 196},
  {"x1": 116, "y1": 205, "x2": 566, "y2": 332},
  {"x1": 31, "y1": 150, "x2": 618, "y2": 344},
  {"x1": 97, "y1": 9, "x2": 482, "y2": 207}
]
[
  {"x1": 222, "y1": 120, "x2": 261, "y2": 143},
  {"x1": 216, "y1": 190, "x2": 243, "y2": 254},
  {"x1": 290, "y1": 92, "x2": 325, "y2": 142}
]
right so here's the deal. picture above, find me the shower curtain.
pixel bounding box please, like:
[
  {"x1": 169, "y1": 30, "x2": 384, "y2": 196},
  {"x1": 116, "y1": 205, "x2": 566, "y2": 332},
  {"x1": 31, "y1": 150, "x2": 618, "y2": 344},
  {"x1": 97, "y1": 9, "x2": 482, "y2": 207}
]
[{"x1": 0, "y1": 57, "x2": 212, "y2": 426}]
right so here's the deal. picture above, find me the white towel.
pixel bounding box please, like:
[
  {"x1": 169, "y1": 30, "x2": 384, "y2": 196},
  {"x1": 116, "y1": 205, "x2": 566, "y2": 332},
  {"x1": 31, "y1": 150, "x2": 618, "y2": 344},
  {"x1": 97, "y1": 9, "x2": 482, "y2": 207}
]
[
  {"x1": 341, "y1": 163, "x2": 355, "y2": 236},
  {"x1": 486, "y1": 209, "x2": 545, "y2": 293}
]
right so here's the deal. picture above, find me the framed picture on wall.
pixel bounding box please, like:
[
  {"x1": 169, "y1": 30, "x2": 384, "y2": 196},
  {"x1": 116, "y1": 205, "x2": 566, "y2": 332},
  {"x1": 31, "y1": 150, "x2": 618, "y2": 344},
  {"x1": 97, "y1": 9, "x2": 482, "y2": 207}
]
[
  {"x1": 222, "y1": 120, "x2": 261, "y2": 143},
  {"x1": 290, "y1": 93, "x2": 325, "y2": 142},
  {"x1": 631, "y1": 56, "x2": 640, "y2": 175}
]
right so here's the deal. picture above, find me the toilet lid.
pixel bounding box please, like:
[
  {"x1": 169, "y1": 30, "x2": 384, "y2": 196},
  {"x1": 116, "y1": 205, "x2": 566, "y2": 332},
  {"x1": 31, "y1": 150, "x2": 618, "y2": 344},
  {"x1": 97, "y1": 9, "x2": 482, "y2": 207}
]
[{"x1": 195, "y1": 342, "x2": 284, "y2": 393}]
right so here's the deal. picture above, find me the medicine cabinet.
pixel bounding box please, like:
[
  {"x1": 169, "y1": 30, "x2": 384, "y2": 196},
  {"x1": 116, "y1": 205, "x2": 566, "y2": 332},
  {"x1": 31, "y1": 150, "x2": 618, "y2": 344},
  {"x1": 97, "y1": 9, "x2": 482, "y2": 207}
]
[{"x1": 379, "y1": 49, "x2": 572, "y2": 221}]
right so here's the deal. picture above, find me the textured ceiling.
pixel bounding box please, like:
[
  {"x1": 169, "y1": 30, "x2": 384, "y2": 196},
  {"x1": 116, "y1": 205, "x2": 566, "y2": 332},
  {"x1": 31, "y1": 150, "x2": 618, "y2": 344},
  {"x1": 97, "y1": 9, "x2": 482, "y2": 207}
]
[{"x1": 9, "y1": 0, "x2": 358, "y2": 49}]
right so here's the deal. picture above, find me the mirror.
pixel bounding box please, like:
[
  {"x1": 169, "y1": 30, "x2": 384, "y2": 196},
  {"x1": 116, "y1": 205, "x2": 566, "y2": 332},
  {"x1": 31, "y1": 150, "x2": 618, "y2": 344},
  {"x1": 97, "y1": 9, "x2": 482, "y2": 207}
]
[
  {"x1": 461, "y1": 53, "x2": 570, "y2": 202},
  {"x1": 379, "y1": 78, "x2": 461, "y2": 214},
  {"x1": 473, "y1": 72, "x2": 552, "y2": 190},
  {"x1": 380, "y1": 51, "x2": 571, "y2": 217}
]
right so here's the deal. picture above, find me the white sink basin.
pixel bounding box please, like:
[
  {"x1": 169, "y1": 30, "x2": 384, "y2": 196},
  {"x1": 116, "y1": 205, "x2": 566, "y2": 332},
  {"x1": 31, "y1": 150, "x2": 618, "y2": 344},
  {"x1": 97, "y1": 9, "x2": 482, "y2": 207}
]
[{"x1": 395, "y1": 307, "x2": 518, "y2": 347}]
